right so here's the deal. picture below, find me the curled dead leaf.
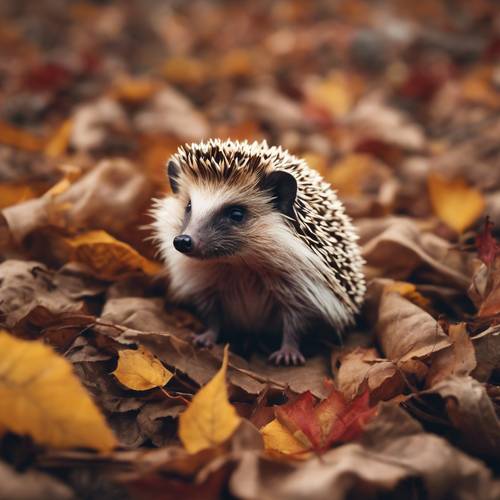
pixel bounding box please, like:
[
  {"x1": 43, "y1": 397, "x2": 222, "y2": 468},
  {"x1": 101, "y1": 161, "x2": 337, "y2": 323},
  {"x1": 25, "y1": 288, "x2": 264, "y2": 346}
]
[
  {"x1": 423, "y1": 376, "x2": 500, "y2": 459},
  {"x1": 2, "y1": 158, "x2": 153, "y2": 243},
  {"x1": 376, "y1": 290, "x2": 451, "y2": 377},
  {"x1": 63, "y1": 230, "x2": 161, "y2": 280}
]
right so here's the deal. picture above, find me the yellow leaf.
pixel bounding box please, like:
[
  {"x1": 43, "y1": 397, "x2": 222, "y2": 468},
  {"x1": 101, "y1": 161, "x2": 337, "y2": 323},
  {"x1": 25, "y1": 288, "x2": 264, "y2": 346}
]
[
  {"x1": 113, "y1": 347, "x2": 173, "y2": 391},
  {"x1": 428, "y1": 173, "x2": 485, "y2": 233},
  {"x1": 64, "y1": 230, "x2": 162, "y2": 280},
  {"x1": 0, "y1": 331, "x2": 116, "y2": 451},
  {"x1": 44, "y1": 119, "x2": 73, "y2": 158},
  {"x1": 384, "y1": 281, "x2": 430, "y2": 310},
  {"x1": 307, "y1": 71, "x2": 359, "y2": 118},
  {"x1": 179, "y1": 345, "x2": 240, "y2": 453},
  {"x1": 261, "y1": 418, "x2": 309, "y2": 456},
  {"x1": 327, "y1": 153, "x2": 379, "y2": 196}
]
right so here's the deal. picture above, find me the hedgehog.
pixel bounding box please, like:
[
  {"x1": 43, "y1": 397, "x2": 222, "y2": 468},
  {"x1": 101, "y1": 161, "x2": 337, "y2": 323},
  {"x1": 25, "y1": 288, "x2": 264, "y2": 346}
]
[{"x1": 151, "y1": 139, "x2": 365, "y2": 365}]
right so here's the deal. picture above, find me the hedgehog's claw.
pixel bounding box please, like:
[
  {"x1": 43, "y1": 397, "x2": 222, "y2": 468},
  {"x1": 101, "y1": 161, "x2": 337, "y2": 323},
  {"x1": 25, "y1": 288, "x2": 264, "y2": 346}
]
[
  {"x1": 269, "y1": 346, "x2": 305, "y2": 366},
  {"x1": 192, "y1": 329, "x2": 218, "y2": 348}
]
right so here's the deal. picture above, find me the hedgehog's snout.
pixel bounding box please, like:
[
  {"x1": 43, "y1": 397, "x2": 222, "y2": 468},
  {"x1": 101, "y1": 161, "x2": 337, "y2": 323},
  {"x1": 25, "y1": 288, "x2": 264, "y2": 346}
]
[{"x1": 173, "y1": 234, "x2": 193, "y2": 254}]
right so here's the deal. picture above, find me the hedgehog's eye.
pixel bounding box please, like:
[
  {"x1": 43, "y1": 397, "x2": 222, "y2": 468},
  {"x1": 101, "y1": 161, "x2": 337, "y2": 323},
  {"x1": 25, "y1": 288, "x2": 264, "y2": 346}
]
[
  {"x1": 185, "y1": 200, "x2": 192, "y2": 213},
  {"x1": 226, "y1": 206, "x2": 246, "y2": 223}
]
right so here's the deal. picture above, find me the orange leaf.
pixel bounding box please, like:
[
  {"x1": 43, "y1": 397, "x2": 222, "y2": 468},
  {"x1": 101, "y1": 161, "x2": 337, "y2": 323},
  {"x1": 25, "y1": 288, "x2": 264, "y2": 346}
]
[
  {"x1": 273, "y1": 387, "x2": 376, "y2": 453},
  {"x1": 0, "y1": 122, "x2": 45, "y2": 152},
  {"x1": 44, "y1": 119, "x2": 73, "y2": 158}
]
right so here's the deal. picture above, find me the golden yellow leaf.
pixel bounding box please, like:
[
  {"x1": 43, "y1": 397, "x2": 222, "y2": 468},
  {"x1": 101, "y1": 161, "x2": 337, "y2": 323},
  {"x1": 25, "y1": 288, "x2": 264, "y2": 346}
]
[
  {"x1": 179, "y1": 345, "x2": 240, "y2": 453},
  {"x1": 307, "y1": 71, "x2": 360, "y2": 118},
  {"x1": 0, "y1": 331, "x2": 116, "y2": 451},
  {"x1": 384, "y1": 281, "x2": 430, "y2": 310},
  {"x1": 261, "y1": 418, "x2": 308, "y2": 456},
  {"x1": 428, "y1": 173, "x2": 485, "y2": 233},
  {"x1": 64, "y1": 230, "x2": 162, "y2": 280},
  {"x1": 113, "y1": 347, "x2": 173, "y2": 391},
  {"x1": 44, "y1": 119, "x2": 73, "y2": 158},
  {"x1": 326, "y1": 153, "x2": 379, "y2": 196}
]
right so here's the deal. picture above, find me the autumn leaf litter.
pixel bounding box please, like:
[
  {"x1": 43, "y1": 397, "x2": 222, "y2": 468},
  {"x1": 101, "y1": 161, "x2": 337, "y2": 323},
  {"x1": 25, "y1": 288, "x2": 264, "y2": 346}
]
[{"x1": 0, "y1": 1, "x2": 500, "y2": 499}]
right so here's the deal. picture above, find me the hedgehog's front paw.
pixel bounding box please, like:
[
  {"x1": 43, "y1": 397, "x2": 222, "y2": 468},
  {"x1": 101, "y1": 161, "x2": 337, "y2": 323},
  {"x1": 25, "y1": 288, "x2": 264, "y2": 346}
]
[
  {"x1": 268, "y1": 346, "x2": 305, "y2": 366},
  {"x1": 192, "y1": 329, "x2": 218, "y2": 348}
]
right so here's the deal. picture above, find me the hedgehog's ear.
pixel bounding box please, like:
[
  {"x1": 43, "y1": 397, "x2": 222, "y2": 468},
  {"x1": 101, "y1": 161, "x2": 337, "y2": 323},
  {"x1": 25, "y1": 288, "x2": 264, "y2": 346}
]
[
  {"x1": 167, "y1": 160, "x2": 180, "y2": 193},
  {"x1": 262, "y1": 171, "x2": 297, "y2": 216}
]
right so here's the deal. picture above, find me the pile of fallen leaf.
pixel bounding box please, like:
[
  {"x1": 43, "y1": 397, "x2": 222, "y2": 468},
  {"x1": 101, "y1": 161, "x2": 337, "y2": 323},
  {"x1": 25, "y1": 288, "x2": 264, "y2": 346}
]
[{"x1": 0, "y1": 0, "x2": 499, "y2": 498}]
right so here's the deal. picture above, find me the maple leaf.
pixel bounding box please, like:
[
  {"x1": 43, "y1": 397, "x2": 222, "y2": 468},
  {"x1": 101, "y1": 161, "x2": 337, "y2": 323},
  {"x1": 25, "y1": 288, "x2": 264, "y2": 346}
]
[
  {"x1": 113, "y1": 346, "x2": 173, "y2": 391},
  {"x1": 476, "y1": 216, "x2": 500, "y2": 266},
  {"x1": 266, "y1": 387, "x2": 377, "y2": 455},
  {"x1": 0, "y1": 330, "x2": 116, "y2": 451},
  {"x1": 178, "y1": 345, "x2": 241, "y2": 453}
]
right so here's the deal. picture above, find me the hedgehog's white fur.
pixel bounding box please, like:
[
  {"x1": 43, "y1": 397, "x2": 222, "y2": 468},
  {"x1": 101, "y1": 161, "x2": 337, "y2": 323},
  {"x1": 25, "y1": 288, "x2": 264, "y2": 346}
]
[{"x1": 151, "y1": 139, "x2": 365, "y2": 359}]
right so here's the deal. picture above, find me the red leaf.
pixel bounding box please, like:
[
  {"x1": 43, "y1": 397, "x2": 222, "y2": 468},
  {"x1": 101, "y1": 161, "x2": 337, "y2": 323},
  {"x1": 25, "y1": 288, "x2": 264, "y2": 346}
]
[
  {"x1": 275, "y1": 391, "x2": 322, "y2": 448},
  {"x1": 476, "y1": 216, "x2": 500, "y2": 265},
  {"x1": 274, "y1": 387, "x2": 376, "y2": 453},
  {"x1": 324, "y1": 390, "x2": 376, "y2": 446}
]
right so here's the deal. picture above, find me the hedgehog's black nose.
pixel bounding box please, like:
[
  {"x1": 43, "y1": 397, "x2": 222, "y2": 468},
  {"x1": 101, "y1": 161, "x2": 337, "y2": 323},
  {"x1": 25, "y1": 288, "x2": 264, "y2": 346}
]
[{"x1": 173, "y1": 234, "x2": 193, "y2": 254}]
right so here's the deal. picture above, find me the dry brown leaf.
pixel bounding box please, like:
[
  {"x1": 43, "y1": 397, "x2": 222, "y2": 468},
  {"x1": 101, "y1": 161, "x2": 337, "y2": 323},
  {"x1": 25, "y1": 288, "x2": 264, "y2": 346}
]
[
  {"x1": 423, "y1": 376, "x2": 500, "y2": 459},
  {"x1": 238, "y1": 86, "x2": 305, "y2": 130},
  {"x1": 1, "y1": 158, "x2": 153, "y2": 243},
  {"x1": 361, "y1": 217, "x2": 472, "y2": 288},
  {"x1": 70, "y1": 98, "x2": 130, "y2": 153},
  {"x1": 426, "y1": 323, "x2": 476, "y2": 387},
  {"x1": 471, "y1": 325, "x2": 500, "y2": 382},
  {"x1": 0, "y1": 260, "x2": 85, "y2": 331},
  {"x1": 332, "y1": 347, "x2": 405, "y2": 401},
  {"x1": 0, "y1": 331, "x2": 116, "y2": 451},
  {"x1": 344, "y1": 92, "x2": 425, "y2": 151},
  {"x1": 428, "y1": 173, "x2": 485, "y2": 233},
  {"x1": 134, "y1": 87, "x2": 209, "y2": 141},
  {"x1": 376, "y1": 291, "x2": 451, "y2": 374}
]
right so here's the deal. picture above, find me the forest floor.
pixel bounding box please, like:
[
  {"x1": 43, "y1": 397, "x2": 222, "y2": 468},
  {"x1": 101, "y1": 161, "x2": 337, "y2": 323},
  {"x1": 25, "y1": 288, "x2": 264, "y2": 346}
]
[{"x1": 0, "y1": 1, "x2": 499, "y2": 499}]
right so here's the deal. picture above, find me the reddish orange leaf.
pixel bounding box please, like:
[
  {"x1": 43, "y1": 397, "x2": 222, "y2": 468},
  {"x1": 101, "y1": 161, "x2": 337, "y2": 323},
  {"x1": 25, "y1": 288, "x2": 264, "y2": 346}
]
[{"x1": 274, "y1": 387, "x2": 376, "y2": 453}]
